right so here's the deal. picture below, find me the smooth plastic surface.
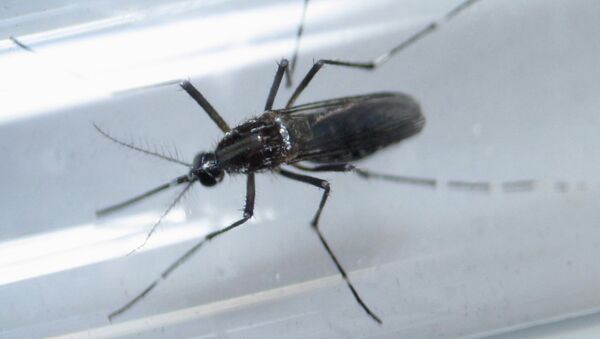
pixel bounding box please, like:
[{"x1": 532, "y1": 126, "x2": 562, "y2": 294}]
[{"x1": 1, "y1": 0, "x2": 600, "y2": 338}]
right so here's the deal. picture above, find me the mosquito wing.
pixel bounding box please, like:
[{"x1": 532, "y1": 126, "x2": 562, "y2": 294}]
[{"x1": 280, "y1": 92, "x2": 424, "y2": 164}]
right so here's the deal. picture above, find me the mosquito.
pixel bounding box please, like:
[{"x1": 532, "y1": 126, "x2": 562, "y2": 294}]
[{"x1": 93, "y1": 0, "x2": 488, "y2": 324}]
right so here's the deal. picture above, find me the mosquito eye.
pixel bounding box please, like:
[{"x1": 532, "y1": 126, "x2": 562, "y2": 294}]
[
  {"x1": 198, "y1": 172, "x2": 217, "y2": 186},
  {"x1": 197, "y1": 169, "x2": 224, "y2": 187}
]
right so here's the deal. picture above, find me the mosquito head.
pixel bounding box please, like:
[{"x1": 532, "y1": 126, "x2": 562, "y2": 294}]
[{"x1": 189, "y1": 152, "x2": 224, "y2": 187}]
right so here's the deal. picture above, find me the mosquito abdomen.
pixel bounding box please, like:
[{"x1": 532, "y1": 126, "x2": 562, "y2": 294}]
[{"x1": 287, "y1": 92, "x2": 424, "y2": 164}]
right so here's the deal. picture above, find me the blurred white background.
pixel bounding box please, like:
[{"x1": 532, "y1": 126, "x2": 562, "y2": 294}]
[{"x1": 1, "y1": 0, "x2": 600, "y2": 337}]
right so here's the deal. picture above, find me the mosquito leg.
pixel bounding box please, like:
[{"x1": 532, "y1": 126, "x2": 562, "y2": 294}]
[
  {"x1": 108, "y1": 174, "x2": 255, "y2": 320},
  {"x1": 292, "y1": 163, "x2": 511, "y2": 192},
  {"x1": 292, "y1": 163, "x2": 436, "y2": 188},
  {"x1": 286, "y1": 0, "x2": 310, "y2": 87},
  {"x1": 501, "y1": 180, "x2": 536, "y2": 192},
  {"x1": 180, "y1": 81, "x2": 231, "y2": 133},
  {"x1": 277, "y1": 168, "x2": 382, "y2": 324},
  {"x1": 9, "y1": 36, "x2": 34, "y2": 53},
  {"x1": 264, "y1": 59, "x2": 290, "y2": 111},
  {"x1": 285, "y1": 0, "x2": 482, "y2": 107}
]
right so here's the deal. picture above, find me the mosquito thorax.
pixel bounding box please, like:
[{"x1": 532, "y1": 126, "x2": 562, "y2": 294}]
[{"x1": 189, "y1": 152, "x2": 224, "y2": 186}]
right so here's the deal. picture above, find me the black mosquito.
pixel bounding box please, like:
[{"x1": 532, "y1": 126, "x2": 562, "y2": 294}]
[{"x1": 94, "y1": 0, "x2": 487, "y2": 324}]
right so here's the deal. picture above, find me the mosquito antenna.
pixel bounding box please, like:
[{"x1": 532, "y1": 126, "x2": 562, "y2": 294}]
[
  {"x1": 286, "y1": 0, "x2": 309, "y2": 87},
  {"x1": 96, "y1": 175, "x2": 190, "y2": 217},
  {"x1": 93, "y1": 123, "x2": 192, "y2": 167},
  {"x1": 126, "y1": 180, "x2": 195, "y2": 255}
]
